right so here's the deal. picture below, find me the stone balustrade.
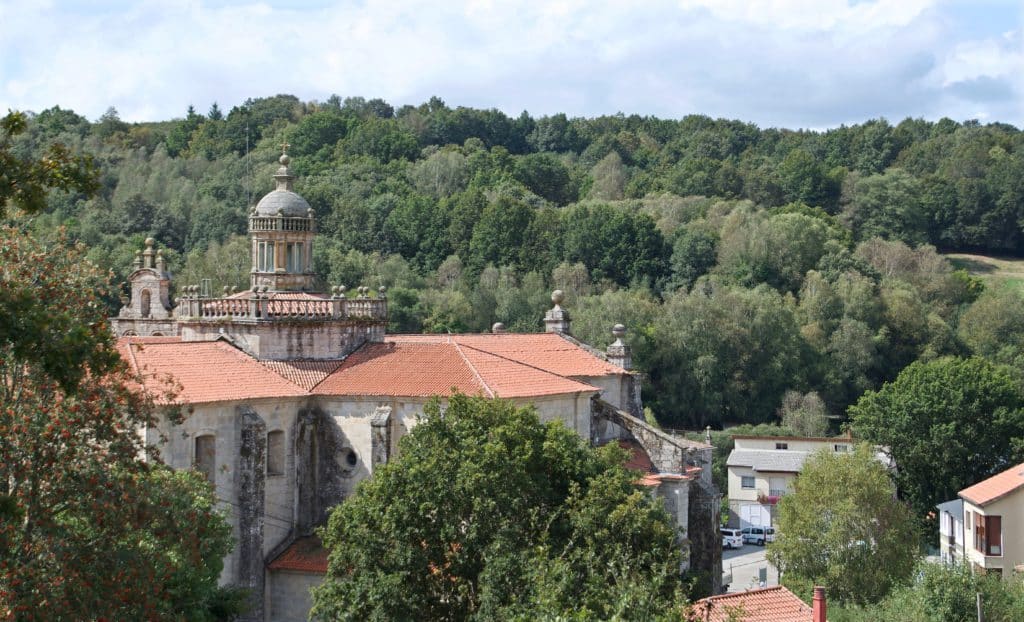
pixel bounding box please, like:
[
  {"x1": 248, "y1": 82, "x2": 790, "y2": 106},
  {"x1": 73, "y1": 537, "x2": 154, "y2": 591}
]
[
  {"x1": 175, "y1": 289, "x2": 387, "y2": 322},
  {"x1": 249, "y1": 215, "x2": 314, "y2": 232}
]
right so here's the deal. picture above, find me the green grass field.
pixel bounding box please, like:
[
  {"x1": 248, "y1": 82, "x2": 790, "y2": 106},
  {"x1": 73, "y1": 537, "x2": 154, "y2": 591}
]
[{"x1": 945, "y1": 253, "x2": 1024, "y2": 292}]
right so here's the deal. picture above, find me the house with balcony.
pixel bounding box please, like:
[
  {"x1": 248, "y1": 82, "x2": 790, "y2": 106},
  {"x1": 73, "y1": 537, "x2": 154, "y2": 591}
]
[
  {"x1": 958, "y1": 461, "x2": 1024, "y2": 579},
  {"x1": 726, "y1": 435, "x2": 854, "y2": 529}
]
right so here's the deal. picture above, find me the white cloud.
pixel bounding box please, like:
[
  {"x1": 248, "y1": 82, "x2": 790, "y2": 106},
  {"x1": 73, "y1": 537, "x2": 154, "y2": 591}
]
[{"x1": 0, "y1": 0, "x2": 1019, "y2": 127}]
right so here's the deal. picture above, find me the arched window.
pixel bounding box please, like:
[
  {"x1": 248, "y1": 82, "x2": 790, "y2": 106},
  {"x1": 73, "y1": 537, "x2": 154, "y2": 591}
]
[
  {"x1": 194, "y1": 434, "x2": 216, "y2": 483},
  {"x1": 140, "y1": 289, "x2": 151, "y2": 318},
  {"x1": 267, "y1": 430, "x2": 285, "y2": 475}
]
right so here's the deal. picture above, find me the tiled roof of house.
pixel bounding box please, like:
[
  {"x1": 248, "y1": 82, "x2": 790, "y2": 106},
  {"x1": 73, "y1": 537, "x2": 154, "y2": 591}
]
[
  {"x1": 118, "y1": 337, "x2": 307, "y2": 404},
  {"x1": 694, "y1": 586, "x2": 815, "y2": 622},
  {"x1": 960, "y1": 462, "x2": 1024, "y2": 507},
  {"x1": 267, "y1": 536, "x2": 329, "y2": 573},
  {"x1": 313, "y1": 341, "x2": 598, "y2": 398},
  {"x1": 727, "y1": 449, "x2": 809, "y2": 473},
  {"x1": 386, "y1": 333, "x2": 625, "y2": 378},
  {"x1": 261, "y1": 359, "x2": 344, "y2": 391}
]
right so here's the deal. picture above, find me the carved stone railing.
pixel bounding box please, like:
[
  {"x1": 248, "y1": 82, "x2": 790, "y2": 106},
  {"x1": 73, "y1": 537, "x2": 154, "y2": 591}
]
[
  {"x1": 175, "y1": 288, "x2": 387, "y2": 323},
  {"x1": 248, "y1": 215, "x2": 313, "y2": 232}
]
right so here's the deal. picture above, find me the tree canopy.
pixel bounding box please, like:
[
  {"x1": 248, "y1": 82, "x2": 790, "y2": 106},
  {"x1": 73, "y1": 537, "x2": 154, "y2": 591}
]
[
  {"x1": 312, "y1": 394, "x2": 686, "y2": 621},
  {"x1": 7, "y1": 98, "x2": 1024, "y2": 432},
  {"x1": 849, "y1": 356, "x2": 1024, "y2": 526},
  {"x1": 767, "y1": 445, "x2": 918, "y2": 605},
  {"x1": 0, "y1": 226, "x2": 242, "y2": 621}
]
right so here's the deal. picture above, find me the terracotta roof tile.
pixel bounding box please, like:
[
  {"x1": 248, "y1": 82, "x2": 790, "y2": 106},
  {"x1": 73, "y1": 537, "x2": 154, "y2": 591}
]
[
  {"x1": 960, "y1": 461, "x2": 1024, "y2": 507},
  {"x1": 261, "y1": 359, "x2": 344, "y2": 391},
  {"x1": 619, "y1": 439, "x2": 656, "y2": 473},
  {"x1": 387, "y1": 333, "x2": 625, "y2": 378},
  {"x1": 267, "y1": 536, "x2": 328, "y2": 573},
  {"x1": 313, "y1": 341, "x2": 598, "y2": 398},
  {"x1": 118, "y1": 337, "x2": 307, "y2": 404},
  {"x1": 694, "y1": 586, "x2": 815, "y2": 622}
]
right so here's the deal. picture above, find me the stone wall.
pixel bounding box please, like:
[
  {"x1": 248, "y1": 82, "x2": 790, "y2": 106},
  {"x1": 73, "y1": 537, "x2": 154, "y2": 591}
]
[
  {"x1": 179, "y1": 318, "x2": 385, "y2": 361},
  {"x1": 268, "y1": 570, "x2": 321, "y2": 622},
  {"x1": 236, "y1": 406, "x2": 267, "y2": 622},
  {"x1": 591, "y1": 398, "x2": 712, "y2": 479},
  {"x1": 688, "y1": 476, "x2": 723, "y2": 596}
]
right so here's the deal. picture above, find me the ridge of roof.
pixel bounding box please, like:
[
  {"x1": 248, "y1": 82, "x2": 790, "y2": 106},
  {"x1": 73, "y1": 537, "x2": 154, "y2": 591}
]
[
  {"x1": 454, "y1": 340, "x2": 603, "y2": 387},
  {"x1": 960, "y1": 461, "x2": 1024, "y2": 507},
  {"x1": 695, "y1": 585, "x2": 814, "y2": 622},
  {"x1": 453, "y1": 341, "x2": 495, "y2": 398}
]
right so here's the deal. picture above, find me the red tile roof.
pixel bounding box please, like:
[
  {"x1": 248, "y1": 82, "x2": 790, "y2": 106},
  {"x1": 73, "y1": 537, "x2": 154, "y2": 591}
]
[
  {"x1": 118, "y1": 337, "x2": 307, "y2": 404},
  {"x1": 694, "y1": 586, "x2": 815, "y2": 622},
  {"x1": 960, "y1": 462, "x2": 1024, "y2": 507},
  {"x1": 387, "y1": 333, "x2": 625, "y2": 378},
  {"x1": 267, "y1": 536, "x2": 328, "y2": 573},
  {"x1": 620, "y1": 439, "x2": 656, "y2": 473},
  {"x1": 118, "y1": 333, "x2": 608, "y2": 404},
  {"x1": 261, "y1": 359, "x2": 343, "y2": 391},
  {"x1": 313, "y1": 341, "x2": 598, "y2": 399}
]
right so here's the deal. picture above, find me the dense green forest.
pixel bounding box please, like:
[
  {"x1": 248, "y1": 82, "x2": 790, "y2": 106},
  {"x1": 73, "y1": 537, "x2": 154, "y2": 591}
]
[{"x1": 8, "y1": 94, "x2": 1024, "y2": 430}]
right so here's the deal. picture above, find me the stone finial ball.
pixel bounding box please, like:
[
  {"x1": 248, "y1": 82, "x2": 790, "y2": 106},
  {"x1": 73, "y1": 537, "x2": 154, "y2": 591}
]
[
  {"x1": 551, "y1": 290, "x2": 565, "y2": 305},
  {"x1": 379, "y1": 285, "x2": 387, "y2": 294},
  {"x1": 144, "y1": 237, "x2": 155, "y2": 247},
  {"x1": 492, "y1": 322, "x2": 506, "y2": 333},
  {"x1": 279, "y1": 153, "x2": 291, "y2": 166},
  {"x1": 612, "y1": 323, "x2": 627, "y2": 338}
]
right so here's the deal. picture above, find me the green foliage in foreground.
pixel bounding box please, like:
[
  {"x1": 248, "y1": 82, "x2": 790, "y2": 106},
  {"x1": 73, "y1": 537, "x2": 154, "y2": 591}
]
[
  {"x1": 312, "y1": 394, "x2": 686, "y2": 621},
  {"x1": 767, "y1": 445, "x2": 918, "y2": 605},
  {"x1": 831, "y1": 562, "x2": 1024, "y2": 622},
  {"x1": 0, "y1": 225, "x2": 243, "y2": 621}
]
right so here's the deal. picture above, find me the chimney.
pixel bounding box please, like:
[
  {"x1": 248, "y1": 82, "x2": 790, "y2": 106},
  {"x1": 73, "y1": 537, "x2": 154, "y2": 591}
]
[
  {"x1": 544, "y1": 290, "x2": 571, "y2": 334},
  {"x1": 813, "y1": 586, "x2": 826, "y2": 622},
  {"x1": 491, "y1": 322, "x2": 507, "y2": 334},
  {"x1": 606, "y1": 323, "x2": 632, "y2": 370}
]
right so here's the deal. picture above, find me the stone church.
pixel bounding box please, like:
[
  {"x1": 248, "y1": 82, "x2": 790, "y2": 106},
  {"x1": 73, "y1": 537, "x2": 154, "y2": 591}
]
[{"x1": 112, "y1": 151, "x2": 721, "y2": 621}]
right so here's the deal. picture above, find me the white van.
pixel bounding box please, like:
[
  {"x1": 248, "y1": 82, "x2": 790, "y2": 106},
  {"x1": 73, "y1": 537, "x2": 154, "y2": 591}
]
[
  {"x1": 741, "y1": 526, "x2": 776, "y2": 545},
  {"x1": 721, "y1": 528, "x2": 744, "y2": 549}
]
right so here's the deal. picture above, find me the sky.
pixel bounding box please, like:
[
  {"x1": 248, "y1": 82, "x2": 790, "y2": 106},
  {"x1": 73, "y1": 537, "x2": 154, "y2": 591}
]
[{"x1": 0, "y1": 0, "x2": 1021, "y2": 129}]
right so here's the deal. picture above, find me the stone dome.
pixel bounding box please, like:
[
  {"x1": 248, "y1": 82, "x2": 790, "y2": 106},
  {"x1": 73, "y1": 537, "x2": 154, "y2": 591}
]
[{"x1": 254, "y1": 189, "x2": 311, "y2": 217}]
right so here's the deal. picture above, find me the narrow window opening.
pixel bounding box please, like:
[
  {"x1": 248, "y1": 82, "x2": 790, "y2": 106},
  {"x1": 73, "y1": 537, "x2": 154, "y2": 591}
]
[{"x1": 194, "y1": 435, "x2": 216, "y2": 483}]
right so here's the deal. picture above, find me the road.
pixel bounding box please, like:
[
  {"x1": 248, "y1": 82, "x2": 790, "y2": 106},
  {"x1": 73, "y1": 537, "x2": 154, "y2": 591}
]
[{"x1": 722, "y1": 543, "x2": 779, "y2": 593}]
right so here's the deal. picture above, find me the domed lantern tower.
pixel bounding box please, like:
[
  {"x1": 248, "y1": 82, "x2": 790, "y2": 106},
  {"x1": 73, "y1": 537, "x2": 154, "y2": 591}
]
[{"x1": 249, "y1": 144, "x2": 316, "y2": 292}]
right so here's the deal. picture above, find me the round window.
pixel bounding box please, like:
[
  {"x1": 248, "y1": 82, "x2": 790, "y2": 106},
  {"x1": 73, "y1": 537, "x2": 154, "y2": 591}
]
[{"x1": 337, "y1": 447, "x2": 358, "y2": 474}]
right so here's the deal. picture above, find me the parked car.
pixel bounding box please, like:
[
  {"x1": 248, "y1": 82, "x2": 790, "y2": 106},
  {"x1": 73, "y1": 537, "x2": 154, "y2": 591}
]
[
  {"x1": 742, "y1": 526, "x2": 776, "y2": 545},
  {"x1": 721, "y1": 528, "x2": 744, "y2": 549}
]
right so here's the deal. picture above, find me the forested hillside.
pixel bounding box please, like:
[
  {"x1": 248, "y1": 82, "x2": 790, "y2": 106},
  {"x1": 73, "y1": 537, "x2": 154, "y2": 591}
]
[{"x1": 8, "y1": 94, "x2": 1024, "y2": 429}]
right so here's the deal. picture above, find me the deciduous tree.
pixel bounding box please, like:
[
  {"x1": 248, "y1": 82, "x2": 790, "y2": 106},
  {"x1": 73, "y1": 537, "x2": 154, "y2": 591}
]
[
  {"x1": 767, "y1": 445, "x2": 917, "y2": 605},
  {"x1": 312, "y1": 394, "x2": 685, "y2": 621},
  {"x1": 849, "y1": 356, "x2": 1024, "y2": 526},
  {"x1": 0, "y1": 226, "x2": 240, "y2": 620}
]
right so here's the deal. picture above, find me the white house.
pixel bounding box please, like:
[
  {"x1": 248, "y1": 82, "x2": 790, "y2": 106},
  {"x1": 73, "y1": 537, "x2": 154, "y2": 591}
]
[{"x1": 726, "y1": 435, "x2": 854, "y2": 528}]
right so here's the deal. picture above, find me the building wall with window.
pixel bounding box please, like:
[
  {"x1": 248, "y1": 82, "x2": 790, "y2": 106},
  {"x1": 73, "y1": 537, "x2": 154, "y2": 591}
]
[
  {"x1": 962, "y1": 496, "x2": 1019, "y2": 577},
  {"x1": 725, "y1": 435, "x2": 856, "y2": 529},
  {"x1": 959, "y1": 463, "x2": 1024, "y2": 579},
  {"x1": 937, "y1": 498, "x2": 965, "y2": 565}
]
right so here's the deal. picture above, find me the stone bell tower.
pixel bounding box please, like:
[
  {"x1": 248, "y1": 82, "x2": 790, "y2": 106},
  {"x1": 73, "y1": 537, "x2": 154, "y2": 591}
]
[
  {"x1": 110, "y1": 238, "x2": 177, "y2": 337},
  {"x1": 249, "y1": 144, "x2": 317, "y2": 292}
]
